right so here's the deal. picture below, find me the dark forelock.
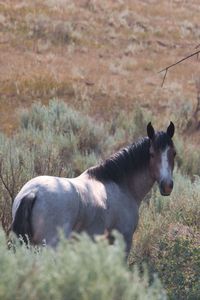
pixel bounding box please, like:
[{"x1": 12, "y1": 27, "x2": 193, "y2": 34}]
[{"x1": 152, "y1": 131, "x2": 174, "y2": 150}]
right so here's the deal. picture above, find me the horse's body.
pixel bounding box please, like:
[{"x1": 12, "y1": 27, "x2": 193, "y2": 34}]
[
  {"x1": 12, "y1": 173, "x2": 140, "y2": 251},
  {"x1": 11, "y1": 122, "x2": 176, "y2": 254}
]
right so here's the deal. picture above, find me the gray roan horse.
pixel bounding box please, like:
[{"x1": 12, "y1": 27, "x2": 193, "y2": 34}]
[{"x1": 11, "y1": 122, "x2": 176, "y2": 254}]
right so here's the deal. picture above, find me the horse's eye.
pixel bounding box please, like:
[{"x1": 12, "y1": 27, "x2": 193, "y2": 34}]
[{"x1": 174, "y1": 151, "x2": 177, "y2": 157}]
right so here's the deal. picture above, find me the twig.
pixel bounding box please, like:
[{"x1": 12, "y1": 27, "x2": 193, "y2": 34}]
[
  {"x1": 158, "y1": 49, "x2": 200, "y2": 87},
  {"x1": 195, "y1": 43, "x2": 200, "y2": 49},
  {"x1": 0, "y1": 157, "x2": 15, "y2": 201},
  {"x1": 0, "y1": 167, "x2": 13, "y2": 200}
]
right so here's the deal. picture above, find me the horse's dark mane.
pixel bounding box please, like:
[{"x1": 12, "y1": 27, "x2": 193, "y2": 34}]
[{"x1": 87, "y1": 131, "x2": 173, "y2": 183}]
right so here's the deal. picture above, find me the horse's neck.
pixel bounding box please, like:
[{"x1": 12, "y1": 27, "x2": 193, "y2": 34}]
[{"x1": 126, "y1": 167, "x2": 155, "y2": 206}]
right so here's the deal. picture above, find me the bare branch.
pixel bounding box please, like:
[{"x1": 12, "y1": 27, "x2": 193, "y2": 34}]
[
  {"x1": 195, "y1": 43, "x2": 200, "y2": 49},
  {"x1": 0, "y1": 159, "x2": 14, "y2": 200},
  {"x1": 161, "y1": 69, "x2": 168, "y2": 87},
  {"x1": 158, "y1": 49, "x2": 200, "y2": 86}
]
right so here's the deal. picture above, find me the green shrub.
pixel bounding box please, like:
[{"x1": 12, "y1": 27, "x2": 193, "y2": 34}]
[
  {"x1": 168, "y1": 172, "x2": 200, "y2": 228},
  {"x1": 0, "y1": 100, "x2": 114, "y2": 231},
  {"x1": 130, "y1": 171, "x2": 200, "y2": 299},
  {"x1": 20, "y1": 100, "x2": 110, "y2": 156},
  {"x1": 108, "y1": 104, "x2": 152, "y2": 147},
  {"x1": 174, "y1": 101, "x2": 193, "y2": 132},
  {"x1": 23, "y1": 14, "x2": 80, "y2": 45},
  {"x1": 0, "y1": 230, "x2": 166, "y2": 300},
  {"x1": 155, "y1": 233, "x2": 200, "y2": 300},
  {"x1": 175, "y1": 135, "x2": 200, "y2": 176},
  {"x1": 0, "y1": 134, "x2": 35, "y2": 231}
]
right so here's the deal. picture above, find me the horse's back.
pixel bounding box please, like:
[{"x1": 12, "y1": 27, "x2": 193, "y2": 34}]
[
  {"x1": 12, "y1": 175, "x2": 81, "y2": 245},
  {"x1": 13, "y1": 175, "x2": 79, "y2": 214}
]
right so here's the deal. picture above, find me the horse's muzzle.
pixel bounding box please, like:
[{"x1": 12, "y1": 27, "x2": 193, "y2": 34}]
[{"x1": 159, "y1": 179, "x2": 173, "y2": 196}]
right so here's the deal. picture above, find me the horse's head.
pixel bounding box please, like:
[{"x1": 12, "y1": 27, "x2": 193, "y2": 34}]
[{"x1": 147, "y1": 122, "x2": 176, "y2": 196}]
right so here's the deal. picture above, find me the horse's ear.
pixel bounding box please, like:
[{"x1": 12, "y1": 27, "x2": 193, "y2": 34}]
[
  {"x1": 147, "y1": 122, "x2": 155, "y2": 140},
  {"x1": 167, "y1": 121, "x2": 175, "y2": 138}
]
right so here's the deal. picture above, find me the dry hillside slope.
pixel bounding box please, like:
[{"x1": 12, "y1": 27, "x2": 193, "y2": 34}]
[{"x1": 0, "y1": 0, "x2": 200, "y2": 141}]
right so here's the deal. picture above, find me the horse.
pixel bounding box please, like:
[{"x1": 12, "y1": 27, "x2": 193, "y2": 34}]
[{"x1": 11, "y1": 122, "x2": 176, "y2": 254}]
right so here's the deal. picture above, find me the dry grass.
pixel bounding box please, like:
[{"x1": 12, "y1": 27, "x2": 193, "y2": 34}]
[{"x1": 0, "y1": 0, "x2": 200, "y2": 144}]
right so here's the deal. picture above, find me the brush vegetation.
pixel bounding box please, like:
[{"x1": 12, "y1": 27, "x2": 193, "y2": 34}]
[
  {"x1": 0, "y1": 100, "x2": 199, "y2": 299},
  {"x1": 1, "y1": 231, "x2": 167, "y2": 300}
]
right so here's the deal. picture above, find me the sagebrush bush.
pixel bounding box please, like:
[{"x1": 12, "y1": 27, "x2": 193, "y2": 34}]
[
  {"x1": 0, "y1": 100, "x2": 114, "y2": 231},
  {"x1": 131, "y1": 171, "x2": 200, "y2": 299},
  {"x1": 155, "y1": 233, "x2": 200, "y2": 300},
  {"x1": 107, "y1": 104, "x2": 152, "y2": 146},
  {"x1": 0, "y1": 230, "x2": 166, "y2": 300},
  {"x1": 0, "y1": 134, "x2": 35, "y2": 231},
  {"x1": 173, "y1": 100, "x2": 193, "y2": 132},
  {"x1": 175, "y1": 135, "x2": 200, "y2": 176},
  {"x1": 24, "y1": 14, "x2": 80, "y2": 45},
  {"x1": 20, "y1": 100, "x2": 111, "y2": 155}
]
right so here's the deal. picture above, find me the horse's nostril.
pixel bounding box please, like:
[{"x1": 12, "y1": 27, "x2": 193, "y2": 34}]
[
  {"x1": 169, "y1": 181, "x2": 173, "y2": 190},
  {"x1": 160, "y1": 179, "x2": 173, "y2": 195},
  {"x1": 160, "y1": 180, "x2": 165, "y2": 190}
]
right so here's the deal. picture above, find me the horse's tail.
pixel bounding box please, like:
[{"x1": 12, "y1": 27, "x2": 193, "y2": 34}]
[{"x1": 11, "y1": 192, "x2": 36, "y2": 244}]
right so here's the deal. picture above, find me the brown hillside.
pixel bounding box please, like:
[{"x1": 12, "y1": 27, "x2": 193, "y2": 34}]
[{"x1": 0, "y1": 0, "x2": 200, "y2": 141}]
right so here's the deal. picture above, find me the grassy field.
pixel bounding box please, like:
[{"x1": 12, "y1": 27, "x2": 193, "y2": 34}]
[{"x1": 0, "y1": 1, "x2": 200, "y2": 299}]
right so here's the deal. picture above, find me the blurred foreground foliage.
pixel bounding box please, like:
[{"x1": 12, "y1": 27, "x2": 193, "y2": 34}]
[{"x1": 0, "y1": 231, "x2": 166, "y2": 300}]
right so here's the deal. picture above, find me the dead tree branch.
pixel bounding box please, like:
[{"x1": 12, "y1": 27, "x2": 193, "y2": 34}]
[
  {"x1": 158, "y1": 49, "x2": 200, "y2": 87},
  {"x1": 0, "y1": 159, "x2": 14, "y2": 201}
]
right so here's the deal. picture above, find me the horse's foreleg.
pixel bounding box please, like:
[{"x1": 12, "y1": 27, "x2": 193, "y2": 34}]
[
  {"x1": 63, "y1": 222, "x2": 73, "y2": 239},
  {"x1": 123, "y1": 233, "x2": 133, "y2": 258}
]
